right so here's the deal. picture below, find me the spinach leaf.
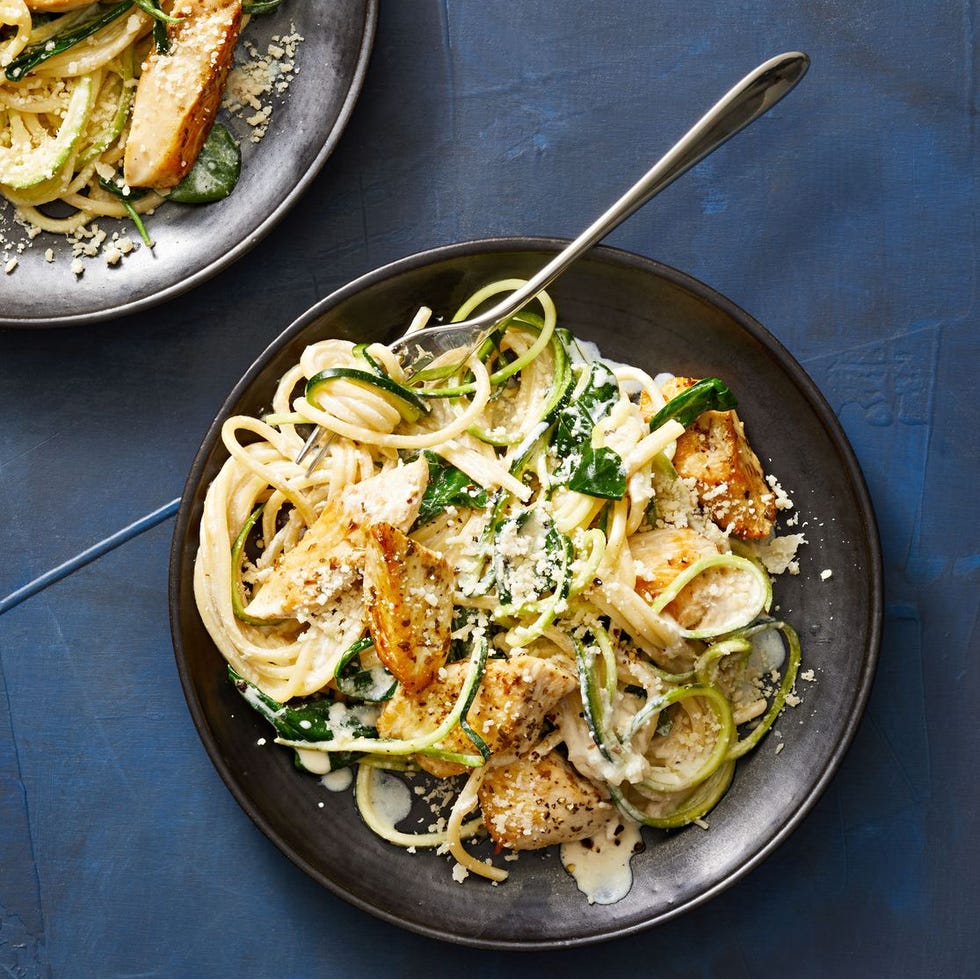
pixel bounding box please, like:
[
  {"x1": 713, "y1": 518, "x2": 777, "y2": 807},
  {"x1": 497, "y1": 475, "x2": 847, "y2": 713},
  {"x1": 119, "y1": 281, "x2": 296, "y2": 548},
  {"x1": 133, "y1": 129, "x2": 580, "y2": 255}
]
[
  {"x1": 567, "y1": 444, "x2": 627, "y2": 500},
  {"x1": 243, "y1": 0, "x2": 283, "y2": 12},
  {"x1": 230, "y1": 667, "x2": 379, "y2": 742},
  {"x1": 333, "y1": 638, "x2": 396, "y2": 702},
  {"x1": 169, "y1": 124, "x2": 241, "y2": 204},
  {"x1": 648, "y1": 377, "x2": 737, "y2": 431},
  {"x1": 551, "y1": 361, "x2": 627, "y2": 498},
  {"x1": 552, "y1": 362, "x2": 619, "y2": 467},
  {"x1": 414, "y1": 452, "x2": 489, "y2": 526}
]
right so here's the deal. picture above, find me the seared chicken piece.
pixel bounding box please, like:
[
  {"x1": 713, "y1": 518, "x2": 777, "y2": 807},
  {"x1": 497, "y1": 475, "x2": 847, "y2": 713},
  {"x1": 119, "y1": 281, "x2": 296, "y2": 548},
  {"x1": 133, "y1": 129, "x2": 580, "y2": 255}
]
[
  {"x1": 632, "y1": 527, "x2": 721, "y2": 597},
  {"x1": 631, "y1": 527, "x2": 722, "y2": 626},
  {"x1": 124, "y1": 0, "x2": 243, "y2": 189},
  {"x1": 658, "y1": 376, "x2": 776, "y2": 539},
  {"x1": 244, "y1": 459, "x2": 429, "y2": 623},
  {"x1": 342, "y1": 457, "x2": 430, "y2": 529},
  {"x1": 479, "y1": 749, "x2": 612, "y2": 851},
  {"x1": 363, "y1": 523, "x2": 454, "y2": 694},
  {"x1": 377, "y1": 655, "x2": 577, "y2": 777}
]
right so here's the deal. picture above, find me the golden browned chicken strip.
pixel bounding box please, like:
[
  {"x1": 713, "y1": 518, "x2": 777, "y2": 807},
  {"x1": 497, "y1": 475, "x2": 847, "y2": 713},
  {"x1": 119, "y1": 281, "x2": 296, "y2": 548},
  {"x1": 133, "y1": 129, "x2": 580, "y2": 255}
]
[
  {"x1": 363, "y1": 522, "x2": 454, "y2": 694},
  {"x1": 659, "y1": 376, "x2": 777, "y2": 539},
  {"x1": 243, "y1": 459, "x2": 429, "y2": 624},
  {"x1": 124, "y1": 0, "x2": 242, "y2": 188}
]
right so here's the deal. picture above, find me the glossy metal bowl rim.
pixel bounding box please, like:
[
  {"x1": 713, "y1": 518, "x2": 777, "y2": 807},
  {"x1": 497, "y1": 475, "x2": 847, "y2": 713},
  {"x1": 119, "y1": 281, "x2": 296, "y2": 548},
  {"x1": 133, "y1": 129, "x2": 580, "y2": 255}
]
[{"x1": 170, "y1": 236, "x2": 883, "y2": 948}]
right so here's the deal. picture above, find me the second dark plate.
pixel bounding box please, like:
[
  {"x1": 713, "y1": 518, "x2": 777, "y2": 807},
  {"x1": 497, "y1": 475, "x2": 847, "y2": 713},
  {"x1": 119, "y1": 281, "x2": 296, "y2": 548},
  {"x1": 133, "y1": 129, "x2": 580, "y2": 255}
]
[{"x1": 0, "y1": 1, "x2": 377, "y2": 327}]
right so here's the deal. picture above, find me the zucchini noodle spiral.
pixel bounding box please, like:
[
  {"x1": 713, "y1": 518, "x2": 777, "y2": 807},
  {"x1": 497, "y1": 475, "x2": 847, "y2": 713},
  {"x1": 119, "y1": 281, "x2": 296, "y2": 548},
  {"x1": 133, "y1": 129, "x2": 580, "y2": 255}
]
[{"x1": 193, "y1": 280, "x2": 803, "y2": 894}]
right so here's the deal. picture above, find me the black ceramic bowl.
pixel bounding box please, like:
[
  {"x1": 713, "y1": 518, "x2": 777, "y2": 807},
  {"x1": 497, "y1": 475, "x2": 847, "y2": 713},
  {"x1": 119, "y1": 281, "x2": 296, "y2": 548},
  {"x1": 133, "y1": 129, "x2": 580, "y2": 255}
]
[{"x1": 169, "y1": 238, "x2": 882, "y2": 948}]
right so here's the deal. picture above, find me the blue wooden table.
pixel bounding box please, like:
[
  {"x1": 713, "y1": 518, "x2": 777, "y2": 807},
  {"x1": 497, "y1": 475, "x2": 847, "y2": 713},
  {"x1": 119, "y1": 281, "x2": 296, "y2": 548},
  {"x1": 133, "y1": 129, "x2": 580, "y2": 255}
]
[{"x1": 2, "y1": 2, "x2": 976, "y2": 975}]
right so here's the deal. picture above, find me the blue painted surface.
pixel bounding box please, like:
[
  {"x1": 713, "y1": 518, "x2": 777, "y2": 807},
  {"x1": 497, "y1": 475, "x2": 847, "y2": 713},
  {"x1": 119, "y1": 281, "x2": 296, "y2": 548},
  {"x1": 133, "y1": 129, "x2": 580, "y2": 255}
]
[{"x1": 1, "y1": 1, "x2": 977, "y2": 975}]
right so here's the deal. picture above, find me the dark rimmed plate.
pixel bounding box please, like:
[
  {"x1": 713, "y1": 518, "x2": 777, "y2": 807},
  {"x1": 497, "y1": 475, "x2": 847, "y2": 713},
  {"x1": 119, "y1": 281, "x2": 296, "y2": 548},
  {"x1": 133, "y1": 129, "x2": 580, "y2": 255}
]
[
  {"x1": 169, "y1": 239, "x2": 882, "y2": 949},
  {"x1": 0, "y1": 0, "x2": 376, "y2": 327}
]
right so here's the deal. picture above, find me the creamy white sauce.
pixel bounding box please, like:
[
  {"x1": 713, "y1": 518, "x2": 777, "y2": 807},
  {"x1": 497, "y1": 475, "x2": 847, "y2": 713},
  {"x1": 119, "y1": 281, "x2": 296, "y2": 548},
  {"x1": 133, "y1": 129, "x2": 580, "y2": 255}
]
[
  {"x1": 294, "y1": 747, "x2": 333, "y2": 776},
  {"x1": 750, "y1": 627, "x2": 787, "y2": 675},
  {"x1": 318, "y1": 766, "x2": 353, "y2": 791},
  {"x1": 561, "y1": 818, "x2": 643, "y2": 905},
  {"x1": 367, "y1": 770, "x2": 412, "y2": 827}
]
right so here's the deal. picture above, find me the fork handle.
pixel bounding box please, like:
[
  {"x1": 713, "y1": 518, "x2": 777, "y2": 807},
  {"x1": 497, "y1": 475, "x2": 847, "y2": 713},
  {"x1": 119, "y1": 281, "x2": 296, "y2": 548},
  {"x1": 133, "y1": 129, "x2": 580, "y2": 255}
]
[{"x1": 445, "y1": 51, "x2": 809, "y2": 338}]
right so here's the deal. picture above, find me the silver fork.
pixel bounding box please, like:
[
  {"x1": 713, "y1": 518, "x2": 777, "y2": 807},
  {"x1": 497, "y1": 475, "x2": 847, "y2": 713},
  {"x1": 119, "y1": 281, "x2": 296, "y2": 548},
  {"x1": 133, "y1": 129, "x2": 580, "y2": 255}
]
[{"x1": 297, "y1": 51, "x2": 809, "y2": 471}]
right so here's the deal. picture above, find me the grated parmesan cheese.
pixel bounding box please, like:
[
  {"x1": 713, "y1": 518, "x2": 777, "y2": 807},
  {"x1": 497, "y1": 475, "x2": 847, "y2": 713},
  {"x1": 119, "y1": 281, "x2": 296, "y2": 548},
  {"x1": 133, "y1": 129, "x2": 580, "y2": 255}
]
[{"x1": 223, "y1": 26, "x2": 304, "y2": 143}]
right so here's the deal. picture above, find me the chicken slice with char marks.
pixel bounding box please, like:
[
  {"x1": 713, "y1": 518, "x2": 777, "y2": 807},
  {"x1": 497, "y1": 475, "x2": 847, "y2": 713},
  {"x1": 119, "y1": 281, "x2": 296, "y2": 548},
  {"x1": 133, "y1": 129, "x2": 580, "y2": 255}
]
[
  {"x1": 124, "y1": 0, "x2": 242, "y2": 189},
  {"x1": 363, "y1": 522, "x2": 454, "y2": 694},
  {"x1": 657, "y1": 376, "x2": 776, "y2": 539},
  {"x1": 244, "y1": 458, "x2": 429, "y2": 624}
]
